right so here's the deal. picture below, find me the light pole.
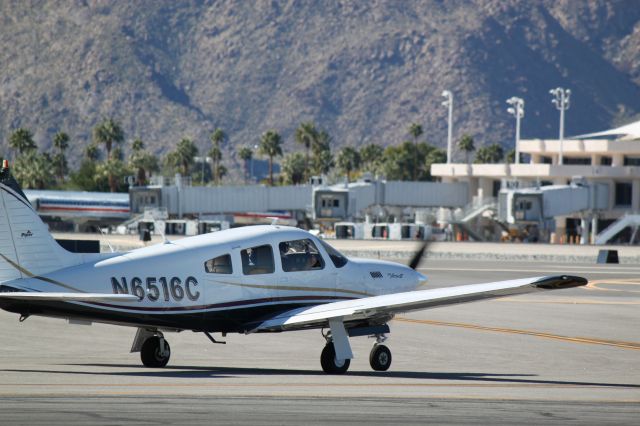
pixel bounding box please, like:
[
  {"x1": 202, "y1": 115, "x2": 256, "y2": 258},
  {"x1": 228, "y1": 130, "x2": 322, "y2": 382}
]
[
  {"x1": 506, "y1": 97, "x2": 525, "y2": 164},
  {"x1": 442, "y1": 90, "x2": 453, "y2": 164},
  {"x1": 549, "y1": 87, "x2": 571, "y2": 165}
]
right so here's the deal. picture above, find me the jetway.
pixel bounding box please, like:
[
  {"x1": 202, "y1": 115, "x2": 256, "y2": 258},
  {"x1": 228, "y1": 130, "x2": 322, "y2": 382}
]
[
  {"x1": 498, "y1": 182, "x2": 609, "y2": 224},
  {"x1": 313, "y1": 180, "x2": 468, "y2": 222}
]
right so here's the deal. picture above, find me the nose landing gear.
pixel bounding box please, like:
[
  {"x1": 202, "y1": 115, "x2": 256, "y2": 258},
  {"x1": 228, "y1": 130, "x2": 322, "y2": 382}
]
[
  {"x1": 369, "y1": 333, "x2": 392, "y2": 371},
  {"x1": 369, "y1": 344, "x2": 392, "y2": 371}
]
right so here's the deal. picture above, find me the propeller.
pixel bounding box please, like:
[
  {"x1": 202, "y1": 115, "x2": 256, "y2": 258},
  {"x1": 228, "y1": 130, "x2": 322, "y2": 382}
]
[{"x1": 408, "y1": 241, "x2": 429, "y2": 270}]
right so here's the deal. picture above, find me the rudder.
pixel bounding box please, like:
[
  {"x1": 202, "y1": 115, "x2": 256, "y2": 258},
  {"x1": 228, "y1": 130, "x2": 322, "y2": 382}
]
[{"x1": 0, "y1": 161, "x2": 79, "y2": 282}]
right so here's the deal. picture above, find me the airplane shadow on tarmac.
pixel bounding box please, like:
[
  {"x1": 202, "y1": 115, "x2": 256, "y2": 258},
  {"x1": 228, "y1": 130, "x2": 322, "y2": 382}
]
[{"x1": 1, "y1": 364, "x2": 638, "y2": 389}]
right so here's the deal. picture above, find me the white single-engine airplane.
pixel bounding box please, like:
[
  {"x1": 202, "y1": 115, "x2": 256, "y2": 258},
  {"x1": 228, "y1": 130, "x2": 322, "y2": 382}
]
[{"x1": 0, "y1": 161, "x2": 587, "y2": 373}]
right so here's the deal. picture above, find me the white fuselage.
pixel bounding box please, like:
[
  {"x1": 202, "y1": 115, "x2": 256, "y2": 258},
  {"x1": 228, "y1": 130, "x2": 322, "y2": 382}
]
[{"x1": 4, "y1": 226, "x2": 424, "y2": 332}]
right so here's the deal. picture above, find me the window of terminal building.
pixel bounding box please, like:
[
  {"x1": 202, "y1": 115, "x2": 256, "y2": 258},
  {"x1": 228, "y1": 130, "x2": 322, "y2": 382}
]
[
  {"x1": 241, "y1": 245, "x2": 275, "y2": 275},
  {"x1": 204, "y1": 254, "x2": 233, "y2": 274},
  {"x1": 492, "y1": 180, "x2": 501, "y2": 197},
  {"x1": 624, "y1": 157, "x2": 640, "y2": 166},
  {"x1": 540, "y1": 156, "x2": 552, "y2": 164},
  {"x1": 615, "y1": 182, "x2": 632, "y2": 207},
  {"x1": 320, "y1": 198, "x2": 340, "y2": 208},
  {"x1": 600, "y1": 156, "x2": 612, "y2": 166},
  {"x1": 564, "y1": 157, "x2": 591, "y2": 165}
]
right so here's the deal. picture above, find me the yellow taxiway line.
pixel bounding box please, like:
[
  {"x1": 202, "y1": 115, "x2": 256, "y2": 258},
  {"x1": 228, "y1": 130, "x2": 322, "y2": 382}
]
[
  {"x1": 495, "y1": 297, "x2": 640, "y2": 305},
  {"x1": 395, "y1": 318, "x2": 640, "y2": 351},
  {"x1": 585, "y1": 279, "x2": 640, "y2": 294}
]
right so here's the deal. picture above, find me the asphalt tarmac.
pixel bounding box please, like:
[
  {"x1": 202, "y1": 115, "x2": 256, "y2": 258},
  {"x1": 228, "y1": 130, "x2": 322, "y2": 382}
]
[{"x1": 1, "y1": 258, "x2": 638, "y2": 425}]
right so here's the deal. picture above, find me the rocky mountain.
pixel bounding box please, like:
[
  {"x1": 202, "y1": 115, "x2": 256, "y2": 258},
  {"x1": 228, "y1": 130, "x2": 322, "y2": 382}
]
[{"x1": 1, "y1": 0, "x2": 639, "y2": 177}]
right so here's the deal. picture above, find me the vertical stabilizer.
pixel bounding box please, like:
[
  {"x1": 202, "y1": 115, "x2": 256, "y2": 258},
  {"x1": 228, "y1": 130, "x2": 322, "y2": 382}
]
[{"x1": 0, "y1": 161, "x2": 79, "y2": 282}]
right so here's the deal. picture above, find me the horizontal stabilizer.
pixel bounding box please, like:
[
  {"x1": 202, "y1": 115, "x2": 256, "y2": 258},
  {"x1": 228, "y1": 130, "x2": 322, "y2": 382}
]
[
  {"x1": 254, "y1": 275, "x2": 587, "y2": 332},
  {"x1": 0, "y1": 292, "x2": 139, "y2": 302}
]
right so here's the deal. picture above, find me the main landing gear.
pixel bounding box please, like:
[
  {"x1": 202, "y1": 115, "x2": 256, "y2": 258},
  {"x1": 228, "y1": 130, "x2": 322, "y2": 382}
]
[
  {"x1": 320, "y1": 323, "x2": 392, "y2": 374},
  {"x1": 320, "y1": 342, "x2": 351, "y2": 374},
  {"x1": 132, "y1": 328, "x2": 171, "y2": 368}
]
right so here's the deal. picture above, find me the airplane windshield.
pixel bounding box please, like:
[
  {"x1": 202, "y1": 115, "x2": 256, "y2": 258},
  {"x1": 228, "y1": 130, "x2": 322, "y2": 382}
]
[
  {"x1": 279, "y1": 239, "x2": 324, "y2": 272},
  {"x1": 319, "y1": 240, "x2": 348, "y2": 268}
]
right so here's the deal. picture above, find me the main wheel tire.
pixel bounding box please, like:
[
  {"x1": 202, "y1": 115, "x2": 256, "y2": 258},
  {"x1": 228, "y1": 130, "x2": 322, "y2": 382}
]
[
  {"x1": 320, "y1": 342, "x2": 350, "y2": 374},
  {"x1": 369, "y1": 344, "x2": 392, "y2": 371},
  {"x1": 140, "y1": 336, "x2": 171, "y2": 368}
]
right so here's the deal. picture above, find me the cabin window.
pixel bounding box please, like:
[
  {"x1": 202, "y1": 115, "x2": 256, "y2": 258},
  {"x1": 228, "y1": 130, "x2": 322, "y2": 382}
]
[
  {"x1": 279, "y1": 239, "x2": 325, "y2": 272},
  {"x1": 204, "y1": 254, "x2": 233, "y2": 274},
  {"x1": 241, "y1": 245, "x2": 275, "y2": 275},
  {"x1": 319, "y1": 240, "x2": 348, "y2": 268}
]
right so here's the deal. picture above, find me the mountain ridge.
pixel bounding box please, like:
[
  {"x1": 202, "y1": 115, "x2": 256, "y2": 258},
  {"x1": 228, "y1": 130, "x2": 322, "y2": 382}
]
[{"x1": 1, "y1": 0, "x2": 639, "y2": 177}]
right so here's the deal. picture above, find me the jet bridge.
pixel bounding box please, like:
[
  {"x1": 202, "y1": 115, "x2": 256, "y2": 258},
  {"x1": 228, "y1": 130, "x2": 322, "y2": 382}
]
[{"x1": 498, "y1": 182, "x2": 609, "y2": 224}]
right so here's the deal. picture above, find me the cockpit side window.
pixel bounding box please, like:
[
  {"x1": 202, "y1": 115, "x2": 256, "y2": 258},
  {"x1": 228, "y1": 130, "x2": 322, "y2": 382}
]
[
  {"x1": 204, "y1": 254, "x2": 233, "y2": 274},
  {"x1": 279, "y1": 238, "x2": 325, "y2": 272},
  {"x1": 241, "y1": 244, "x2": 275, "y2": 275},
  {"x1": 319, "y1": 240, "x2": 348, "y2": 268}
]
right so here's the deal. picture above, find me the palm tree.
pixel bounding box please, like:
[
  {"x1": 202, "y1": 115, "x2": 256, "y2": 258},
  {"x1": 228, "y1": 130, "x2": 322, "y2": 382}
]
[
  {"x1": 295, "y1": 122, "x2": 318, "y2": 181},
  {"x1": 310, "y1": 129, "x2": 333, "y2": 176},
  {"x1": 85, "y1": 144, "x2": 101, "y2": 161},
  {"x1": 210, "y1": 128, "x2": 226, "y2": 185},
  {"x1": 505, "y1": 148, "x2": 516, "y2": 164},
  {"x1": 281, "y1": 152, "x2": 306, "y2": 185},
  {"x1": 408, "y1": 123, "x2": 423, "y2": 181},
  {"x1": 13, "y1": 150, "x2": 54, "y2": 189},
  {"x1": 95, "y1": 157, "x2": 129, "y2": 192},
  {"x1": 166, "y1": 138, "x2": 198, "y2": 176},
  {"x1": 474, "y1": 143, "x2": 504, "y2": 164},
  {"x1": 312, "y1": 150, "x2": 334, "y2": 175},
  {"x1": 458, "y1": 134, "x2": 475, "y2": 164},
  {"x1": 9, "y1": 128, "x2": 36, "y2": 156},
  {"x1": 93, "y1": 118, "x2": 124, "y2": 159},
  {"x1": 53, "y1": 131, "x2": 69, "y2": 180},
  {"x1": 129, "y1": 138, "x2": 158, "y2": 186},
  {"x1": 336, "y1": 146, "x2": 361, "y2": 183},
  {"x1": 237, "y1": 146, "x2": 253, "y2": 184},
  {"x1": 258, "y1": 130, "x2": 283, "y2": 186},
  {"x1": 360, "y1": 143, "x2": 384, "y2": 174},
  {"x1": 424, "y1": 148, "x2": 447, "y2": 180}
]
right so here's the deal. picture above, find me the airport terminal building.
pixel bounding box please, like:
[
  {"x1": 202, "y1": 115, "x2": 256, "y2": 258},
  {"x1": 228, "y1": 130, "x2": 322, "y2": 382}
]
[{"x1": 432, "y1": 120, "x2": 640, "y2": 238}]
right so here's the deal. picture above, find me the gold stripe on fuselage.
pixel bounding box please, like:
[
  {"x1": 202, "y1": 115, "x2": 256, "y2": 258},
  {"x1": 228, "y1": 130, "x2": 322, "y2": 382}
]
[{"x1": 209, "y1": 279, "x2": 373, "y2": 297}]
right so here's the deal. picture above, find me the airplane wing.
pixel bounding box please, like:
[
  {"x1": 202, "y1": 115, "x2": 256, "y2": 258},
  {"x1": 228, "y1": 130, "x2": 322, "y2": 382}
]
[
  {"x1": 0, "y1": 292, "x2": 139, "y2": 302},
  {"x1": 254, "y1": 275, "x2": 587, "y2": 332}
]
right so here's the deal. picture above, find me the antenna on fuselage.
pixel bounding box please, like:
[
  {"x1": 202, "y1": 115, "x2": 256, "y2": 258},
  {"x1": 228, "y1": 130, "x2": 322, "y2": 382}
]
[
  {"x1": 155, "y1": 219, "x2": 170, "y2": 244},
  {"x1": 98, "y1": 227, "x2": 115, "y2": 253}
]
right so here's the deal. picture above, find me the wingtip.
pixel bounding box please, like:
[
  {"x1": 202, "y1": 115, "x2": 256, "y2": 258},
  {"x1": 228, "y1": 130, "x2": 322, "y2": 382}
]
[{"x1": 533, "y1": 275, "x2": 588, "y2": 290}]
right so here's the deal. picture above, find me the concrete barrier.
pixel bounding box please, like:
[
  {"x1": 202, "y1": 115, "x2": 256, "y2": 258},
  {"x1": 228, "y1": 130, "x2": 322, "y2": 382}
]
[{"x1": 597, "y1": 250, "x2": 619, "y2": 264}]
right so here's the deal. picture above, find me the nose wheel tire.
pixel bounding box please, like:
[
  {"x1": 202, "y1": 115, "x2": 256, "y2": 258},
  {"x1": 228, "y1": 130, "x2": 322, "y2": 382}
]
[
  {"x1": 369, "y1": 344, "x2": 392, "y2": 371},
  {"x1": 320, "y1": 342, "x2": 350, "y2": 374},
  {"x1": 141, "y1": 336, "x2": 171, "y2": 368}
]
